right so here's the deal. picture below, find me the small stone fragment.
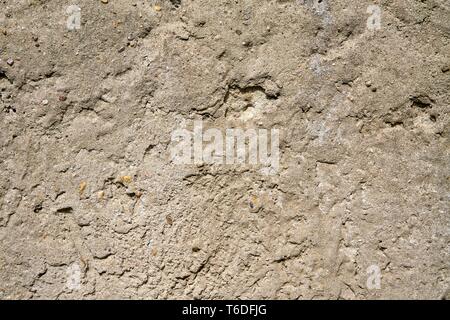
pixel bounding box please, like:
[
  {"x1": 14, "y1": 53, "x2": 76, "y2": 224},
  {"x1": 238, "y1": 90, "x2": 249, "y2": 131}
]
[
  {"x1": 97, "y1": 190, "x2": 105, "y2": 199},
  {"x1": 248, "y1": 195, "x2": 262, "y2": 213},
  {"x1": 79, "y1": 181, "x2": 87, "y2": 196},
  {"x1": 154, "y1": 5, "x2": 161, "y2": 11},
  {"x1": 6, "y1": 58, "x2": 14, "y2": 66},
  {"x1": 101, "y1": 0, "x2": 108, "y2": 4},
  {"x1": 42, "y1": 99, "x2": 49, "y2": 105},
  {"x1": 166, "y1": 215, "x2": 173, "y2": 225},
  {"x1": 120, "y1": 176, "x2": 132, "y2": 184}
]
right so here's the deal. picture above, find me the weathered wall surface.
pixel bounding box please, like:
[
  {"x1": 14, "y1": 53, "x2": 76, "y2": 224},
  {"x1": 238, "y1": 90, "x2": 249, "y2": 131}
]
[{"x1": 0, "y1": 0, "x2": 449, "y2": 299}]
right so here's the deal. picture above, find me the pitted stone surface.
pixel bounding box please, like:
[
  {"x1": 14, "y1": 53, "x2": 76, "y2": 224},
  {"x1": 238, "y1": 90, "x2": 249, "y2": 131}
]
[{"x1": 0, "y1": 0, "x2": 449, "y2": 299}]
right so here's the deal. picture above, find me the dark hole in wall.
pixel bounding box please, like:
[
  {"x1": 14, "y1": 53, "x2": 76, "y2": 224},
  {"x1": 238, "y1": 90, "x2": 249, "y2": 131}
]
[{"x1": 170, "y1": 0, "x2": 181, "y2": 8}]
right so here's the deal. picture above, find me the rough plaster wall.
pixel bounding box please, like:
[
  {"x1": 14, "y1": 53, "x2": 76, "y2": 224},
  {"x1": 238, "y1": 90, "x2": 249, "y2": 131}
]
[{"x1": 0, "y1": 0, "x2": 449, "y2": 299}]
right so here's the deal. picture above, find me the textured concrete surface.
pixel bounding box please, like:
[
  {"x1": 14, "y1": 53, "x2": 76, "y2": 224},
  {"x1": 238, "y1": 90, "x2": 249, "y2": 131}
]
[{"x1": 0, "y1": 0, "x2": 449, "y2": 299}]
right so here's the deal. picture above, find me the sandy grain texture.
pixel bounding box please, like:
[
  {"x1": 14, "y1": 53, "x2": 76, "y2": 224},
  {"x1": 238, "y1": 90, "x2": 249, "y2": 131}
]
[{"x1": 0, "y1": 0, "x2": 449, "y2": 299}]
